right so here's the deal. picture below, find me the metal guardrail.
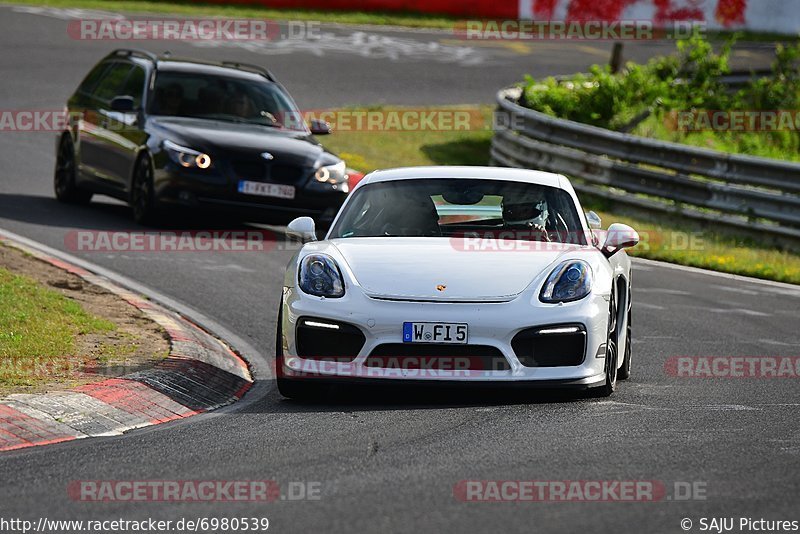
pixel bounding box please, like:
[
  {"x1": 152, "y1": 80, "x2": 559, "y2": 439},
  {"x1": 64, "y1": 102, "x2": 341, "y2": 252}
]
[{"x1": 490, "y1": 86, "x2": 800, "y2": 249}]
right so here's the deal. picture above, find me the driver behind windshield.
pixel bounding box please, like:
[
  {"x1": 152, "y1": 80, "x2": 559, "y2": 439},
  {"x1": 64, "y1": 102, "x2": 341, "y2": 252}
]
[{"x1": 502, "y1": 195, "x2": 551, "y2": 242}]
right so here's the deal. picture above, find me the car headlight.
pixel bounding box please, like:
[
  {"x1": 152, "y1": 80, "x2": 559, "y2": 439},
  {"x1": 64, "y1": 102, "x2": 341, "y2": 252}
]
[
  {"x1": 163, "y1": 140, "x2": 212, "y2": 169},
  {"x1": 298, "y1": 254, "x2": 345, "y2": 298},
  {"x1": 539, "y1": 260, "x2": 593, "y2": 303},
  {"x1": 314, "y1": 161, "x2": 346, "y2": 184}
]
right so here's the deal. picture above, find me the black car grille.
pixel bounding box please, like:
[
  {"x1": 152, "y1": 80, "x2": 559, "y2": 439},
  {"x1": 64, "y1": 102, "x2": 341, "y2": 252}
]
[
  {"x1": 270, "y1": 164, "x2": 308, "y2": 184},
  {"x1": 366, "y1": 344, "x2": 511, "y2": 371},
  {"x1": 511, "y1": 324, "x2": 586, "y2": 367},
  {"x1": 229, "y1": 158, "x2": 309, "y2": 184},
  {"x1": 231, "y1": 159, "x2": 266, "y2": 180},
  {"x1": 295, "y1": 317, "x2": 366, "y2": 362}
]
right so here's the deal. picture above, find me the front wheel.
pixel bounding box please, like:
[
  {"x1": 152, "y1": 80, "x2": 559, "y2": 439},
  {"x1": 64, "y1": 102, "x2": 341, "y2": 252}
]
[
  {"x1": 591, "y1": 292, "x2": 618, "y2": 398},
  {"x1": 54, "y1": 135, "x2": 92, "y2": 204},
  {"x1": 130, "y1": 154, "x2": 160, "y2": 225},
  {"x1": 618, "y1": 307, "x2": 632, "y2": 380}
]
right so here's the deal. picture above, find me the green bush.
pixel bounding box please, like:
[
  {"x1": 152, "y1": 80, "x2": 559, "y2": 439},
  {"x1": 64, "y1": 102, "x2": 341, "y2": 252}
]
[{"x1": 519, "y1": 31, "x2": 800, "y2": 160}]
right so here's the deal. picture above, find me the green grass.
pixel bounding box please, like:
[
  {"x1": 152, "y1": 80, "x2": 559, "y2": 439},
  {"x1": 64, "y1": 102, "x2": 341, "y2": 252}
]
[
  {"x1": 0, "y1": 267, "x2": 115, "y2": 390},
  {"x1": 632, "y1": 113, "x2": 800, "y2": 162},
  {"x1": 593, "y1": 211, "x2": 800, "y2": 283},
  {"x1": 323, "y1": 105, "x2": 495, "y2": 170},
  {"x1": 324, "y1": 104, "x2": 800, "y2": 285},
  {"x1": 5, "y1": 0, "x2": 459, "y2": 29}
]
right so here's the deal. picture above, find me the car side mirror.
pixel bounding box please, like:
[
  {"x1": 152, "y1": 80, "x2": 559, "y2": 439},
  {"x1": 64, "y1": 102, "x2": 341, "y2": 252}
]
[
  {"x1": 309, "y1": 118, "x2": 331, "y2": 135},
  {"x1": 287, "y1": 217, "x2": 318, "y2": 242},
  {"x1": 602, "y1": 223, "x2": 639, "y2": 257},
  {"x1": 110, "y1": 96, "x2": 136, "y2": 113},
  {"x1": 585, "y1": 211, "x2": 602, "y2": 229}
]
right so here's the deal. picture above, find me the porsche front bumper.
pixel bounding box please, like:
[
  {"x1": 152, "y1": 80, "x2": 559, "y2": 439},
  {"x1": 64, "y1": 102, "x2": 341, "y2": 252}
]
[{"x1": 279, "y1": 287, "x2": 612, "y2": 386}]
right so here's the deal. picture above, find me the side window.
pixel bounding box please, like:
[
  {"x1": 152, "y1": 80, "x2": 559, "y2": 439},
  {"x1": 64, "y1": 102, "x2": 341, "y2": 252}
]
[
  {"x1": 93, "y1": 63, "x2": 134, "y2": 103},
  {"x1": 77, "y1": 61, "x2": 111, "y2": 96},
  {"x1": 119, "y1": 65, "x2": 146, "y2": 108}
]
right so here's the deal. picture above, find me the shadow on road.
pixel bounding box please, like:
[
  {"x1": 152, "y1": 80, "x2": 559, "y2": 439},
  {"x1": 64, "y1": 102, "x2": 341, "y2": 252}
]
[
  {"x1": 248, "y1": 380, "x2": 592, "y2": 414},
  {"x1": 0, "y1": 193, "x2": 293, "y2": 234}
]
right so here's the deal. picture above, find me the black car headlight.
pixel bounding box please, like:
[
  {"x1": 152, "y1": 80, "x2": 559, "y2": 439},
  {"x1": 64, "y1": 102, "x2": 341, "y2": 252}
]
[
  {"x1": 298, "y1": 254, "x2": 345, "y2": 298},
  {"x1": 539, "y1": 260, "x2": 593, "y2": 303},
  {"x1": 314, "y1": 161, "x2": 346, "y2": 185},
  {"x1": 163, "y1": 140, "x2": 212, "y2": 169}
]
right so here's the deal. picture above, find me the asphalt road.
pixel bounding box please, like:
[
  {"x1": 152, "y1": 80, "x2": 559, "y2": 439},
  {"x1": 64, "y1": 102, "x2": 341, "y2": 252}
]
[{"x1": 0, "y1": 5, "x2": 798, "y2": 534}]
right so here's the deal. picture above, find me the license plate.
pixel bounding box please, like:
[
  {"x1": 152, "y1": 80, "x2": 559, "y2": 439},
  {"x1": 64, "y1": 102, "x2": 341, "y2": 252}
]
[
  {"x1": 403, "y1": 322, "x2": 468, "y2": 344},
  {"x1": 238, "y1": 181, "x2": 295, "y2": 199}
]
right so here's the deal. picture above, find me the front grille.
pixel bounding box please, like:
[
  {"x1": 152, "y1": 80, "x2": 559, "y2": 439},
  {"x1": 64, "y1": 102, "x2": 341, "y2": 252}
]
[
  {"x1": 511, "y1": 324, "x2": 586, "y2": 367},
  {"x1": 296, "y1": 317, "x2": 365, "y2": 362},
  {"x1": 366, "y1": 344, "x2": 510, "y2": 371},
  {"x1": 229, "y1": 159, "x2": 308, "y2": 184},
  {"x1": 270, "y1": 164, "x2": 307, "y2": 184},
  {"x1": 231, "y1": 159, "x2": 266, "y2": 180}
]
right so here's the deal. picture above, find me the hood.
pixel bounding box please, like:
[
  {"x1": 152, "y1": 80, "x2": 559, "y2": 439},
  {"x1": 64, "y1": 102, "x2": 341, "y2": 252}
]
[
  {"x1": 149, "y1": 116, "x2": 332, "y2": 164},
  {"x1": 329, "y1": 237, "x2": 585, "y2": 302}
]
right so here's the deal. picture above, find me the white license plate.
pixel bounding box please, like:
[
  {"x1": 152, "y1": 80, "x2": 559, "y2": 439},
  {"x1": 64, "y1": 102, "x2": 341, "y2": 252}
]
[
  {"x1": 403, "y1": 322, "x2": 468, "y2": 344},
  {"x1": 238, "y1": 181, "x2": 295, "y2": 199}
]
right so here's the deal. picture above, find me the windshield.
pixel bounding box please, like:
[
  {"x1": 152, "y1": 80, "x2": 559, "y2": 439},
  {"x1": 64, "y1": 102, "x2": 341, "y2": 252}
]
[
  {"x1": 329, "y1": 178, "x2": 587, "y2": 245},
  {"x1": 148, "y1": 71, "x2": 301, "y2": 128}
]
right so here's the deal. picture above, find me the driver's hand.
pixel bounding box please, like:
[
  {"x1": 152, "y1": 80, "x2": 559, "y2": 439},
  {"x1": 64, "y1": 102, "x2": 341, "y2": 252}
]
[{"x1": 532, "y1": 224, "x2": 550, "y2": 242}]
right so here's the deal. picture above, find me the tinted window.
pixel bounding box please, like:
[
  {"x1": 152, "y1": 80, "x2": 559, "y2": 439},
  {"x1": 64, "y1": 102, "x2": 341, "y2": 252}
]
[
  {"x1": 330, "y1": 179, "x2": 586, "y2": 245},
  {"x1": 77, "y1": 61, "x2": 111, "y2": 95},
  {"x1": 149, "y1": 71, "x2": 298, "y2": 128},
  {"x1": 93, "y1": 63, "x2": 134, "y2": 102},
  {"x1": 119, "y1": 65, "x2": 146, "y2": 107}
]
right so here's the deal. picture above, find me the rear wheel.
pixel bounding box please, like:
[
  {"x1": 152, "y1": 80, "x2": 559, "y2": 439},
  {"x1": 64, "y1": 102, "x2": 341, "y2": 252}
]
[
  {"x1": 54, "y1": 135, "x2": 92, "y2": 204},
  {"x1": 591, "y1": 292, "x2": 618, "y2": 397},
  {"x1": 131, "y1": 155, "x2": 160, "y2": 225}
]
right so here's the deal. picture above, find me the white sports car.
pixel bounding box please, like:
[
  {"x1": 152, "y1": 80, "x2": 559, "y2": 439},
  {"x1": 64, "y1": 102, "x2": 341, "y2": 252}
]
[{"x1": 277, "y1": 166, "x2": 639, "y2": 399}]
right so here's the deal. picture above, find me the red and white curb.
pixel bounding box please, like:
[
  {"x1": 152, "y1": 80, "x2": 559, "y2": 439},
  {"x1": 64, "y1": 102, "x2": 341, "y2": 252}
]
[{"x1": 0, "y1": 234, "x2": 253, "y2": 452}]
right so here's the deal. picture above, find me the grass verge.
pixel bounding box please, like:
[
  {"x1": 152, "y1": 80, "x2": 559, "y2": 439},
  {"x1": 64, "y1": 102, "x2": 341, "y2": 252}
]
[
  {"x1": 0, "y1": 266, "x2": 115, "y2": 391},
  {"x1": 323, "y1": 104, "x2": 800, "y2": 285}
]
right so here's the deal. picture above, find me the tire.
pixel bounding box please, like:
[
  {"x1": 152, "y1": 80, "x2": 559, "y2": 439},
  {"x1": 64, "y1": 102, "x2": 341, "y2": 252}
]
[
  {"x1": 54, "y1": 135, "x2": 92, "y2": 204},
  {"x1": 275, "y1": 301, "x2": 326, "y2": 401},
  {"x1": 591, "y1": 291, "x2": 619, "y2": 397},
  {"x1": 618, "y1": 306, "x2": 632, "y2": 380},
  {"x1": 130, "y1": 154, "x2": 160, "y2": 226}
]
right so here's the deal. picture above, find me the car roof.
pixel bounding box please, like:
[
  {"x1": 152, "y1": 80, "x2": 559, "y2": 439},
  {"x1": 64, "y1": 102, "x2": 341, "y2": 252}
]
[
  {"x1": 153, "y1": 60, "x2": 268, "y2": 82},
  {"x1": 359, "y1": 166, "x2": 568, "y2": 189},
  {"x1": 104, "y1": 50, "x2": 275, "y2": 82}
]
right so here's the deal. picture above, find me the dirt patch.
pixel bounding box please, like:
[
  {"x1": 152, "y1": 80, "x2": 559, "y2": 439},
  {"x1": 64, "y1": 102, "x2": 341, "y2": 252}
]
[{"x1": 0, "y1": 243, "x2": 170, "y2": 395}]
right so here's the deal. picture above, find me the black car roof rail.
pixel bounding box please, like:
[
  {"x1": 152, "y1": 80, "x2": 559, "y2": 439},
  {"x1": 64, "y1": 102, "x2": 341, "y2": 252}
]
[
  {"x1": 221, "y1": 60, "x2": 277, "y2": 82},
  {"x1": 109, "y1": 48, "x2": 159, "y2": 62}
]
